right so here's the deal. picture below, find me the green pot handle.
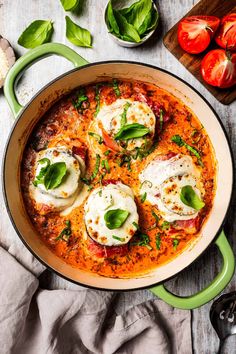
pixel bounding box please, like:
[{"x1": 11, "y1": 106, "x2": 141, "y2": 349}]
[
  {"x1": 4, "y1": 43, "x2": 88, "y2": 118},
  {"x1": 150, "y1": 230, "x2": 235, "y2": 309}
]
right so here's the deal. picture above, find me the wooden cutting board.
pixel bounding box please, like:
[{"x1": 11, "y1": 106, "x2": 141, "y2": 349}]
[{"x1": 163, "y1": 0, "x2": 236, "y2": 105}]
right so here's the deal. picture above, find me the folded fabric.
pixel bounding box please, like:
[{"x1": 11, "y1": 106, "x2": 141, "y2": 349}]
[{"x1": 0, "y1": 244, "x2": 192, "y2": 354}]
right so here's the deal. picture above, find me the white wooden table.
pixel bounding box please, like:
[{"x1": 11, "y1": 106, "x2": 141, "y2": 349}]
[{"x1": 0, "y1": 1, "x2": 236, "y2": 353}]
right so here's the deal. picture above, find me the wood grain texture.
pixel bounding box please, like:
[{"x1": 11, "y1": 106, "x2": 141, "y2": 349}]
[
  {"x1": 0, "y1": 1, "x2": 236, "y2": 353},
  {"x1": 163, "y1": 0, "x2": 236, "y2": 105}
]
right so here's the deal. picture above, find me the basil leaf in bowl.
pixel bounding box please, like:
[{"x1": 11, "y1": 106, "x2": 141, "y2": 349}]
[
  {"x1": 180, "y1": 185, "x2": 205, "y2": 211},
  {"x1": 18, "y1": 20, "x2": 54, "y2": 49},
  {"x1": 104, "y1": 0, "x2": 159, "y2": 47},
  {"x1": 65, "y1": 16, "x2": 92, "y2": 48}
]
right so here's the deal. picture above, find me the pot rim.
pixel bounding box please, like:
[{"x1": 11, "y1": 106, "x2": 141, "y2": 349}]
[{"x1": 2, "y1": 60, "x2": 235, "y2": 291}]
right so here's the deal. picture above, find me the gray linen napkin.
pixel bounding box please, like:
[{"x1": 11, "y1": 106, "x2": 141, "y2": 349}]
[{"x1": 0, "y1": 241, "x2": 192, "y2": 354}]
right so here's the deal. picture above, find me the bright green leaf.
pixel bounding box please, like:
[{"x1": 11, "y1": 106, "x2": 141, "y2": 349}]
[
  {"x1": 106, "y1": 1, "x2": 120, "y2": 35},
  {"x1": 104, "y1": 209, "x2": 130, "y2": 230},
  {"x1": 180, "y1": 185, "x2": 205, "y2": 211},
  {"x1": 114, "y1": 10, "x2": 141, "y2": 43},
  {"x1": 115, "y1": 123, "x2": 149, "y2": 141},
  {"x1": 18, "y1": 20, "x2": 53, "y2": 49},
  {"x1": 65, "y1": 16, "x2": 92, "y2": 48},
  {"x1": 60, "y1": 0, "x2": 80, "y2": 11},
  {"x1": 44, "y1": 162, "x2": 67, "y2": 190}
]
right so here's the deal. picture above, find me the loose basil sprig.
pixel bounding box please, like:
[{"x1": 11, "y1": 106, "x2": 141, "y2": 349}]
[
  {"x1": 171, "y1": 135, "x2": 203, "y2": 166},
  {"x1": 180, "y1": 185, "x2": 205, "y2": 210},
  {"x1": 56, "y1": 220, "x2": 72, "y2": 242},
  {"x1": 115, "y1": 123, "x2": 150, "y2": 141},
  {"x1": 18, "y1": 20, "x2": 54, "y2": 49},
  {"x1": 104, "y1": 209, "x2": 130, "y2": 230},
  {"x1": 132, "y1": 233, "x2": 152, "y2": 250},
  {"x1": 65, "y1": 16, "x2": 92, "y2": 48},
  {"x1": 33, "y1": 158, "x2": 67, "y2": 190}
]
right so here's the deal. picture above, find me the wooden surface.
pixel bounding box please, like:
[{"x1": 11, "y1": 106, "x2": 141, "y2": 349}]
[
  {"x1": 0, "y1": 0, "x2": 236, "y2": 353},
  {"x1": 163, "y1": 0, "x2": 236, "y2": 105}
]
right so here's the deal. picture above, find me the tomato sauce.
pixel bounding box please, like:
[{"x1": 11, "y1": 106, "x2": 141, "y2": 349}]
[{"x1": 21, "y1": 80, "x2": 216, "y2": 278}]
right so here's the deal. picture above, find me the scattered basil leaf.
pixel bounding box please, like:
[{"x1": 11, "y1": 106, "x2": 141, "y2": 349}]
[
  {"x1": 132, "y1": 221, "x2": 139, "y2": 230},
  {"x1": 156, "y1": 232, "x2": 161, "y2": 250},
  {"x1": 56, "y1": 220, "x2": 72, "y2": 241},
  {"x1": 132, "y1": 233, "x2": 152, "y2": 250},
  {"x1": 65, "y1": 16, "x2": 92, "y2": 48},
  {"x1": 106, "y1": 0, "x2": 120, "y2": 35},
  {"x1": 140, "y1": 192, "x2": 147, "y2": 203},
  {"x1": 173, "y1": 239, "x2": 179, "y2": 251},
  {"x1": 151, "y1": 210, "x2": 159, "y2": 223},
  {"x1": 104, "y1": 159, "x2": 110, "y2": 173},
  {"x1": 171, "y1": 134, "x2": 203, "y2": 166},
  {"x1": 90, "y1": 154, "x2": 101, "y2": 180},
  {"x1": 115, "y1": 123, "x2": 149, "y2": 141},
  {"x1": 60, "y1": 0, "x2": 79, "y2": 11},
  {"x1": 120, "y1": 102, "x2": 131, "y2": 127},
  {"x1": 18, "y1": 20, "x2": 53, "y2": 49},
  {"x1": 104, "y1": 150, "x2": 111, "y2": 156},
  {"x1": 104, "y1": 209, "x2": 130, "y2": 230},
  {"x1": 161, "y1": 221, "x2": 170, "y2": 230},
  {"x1": 33, "y1": 158, "x2": 51, "y2": 187},
  {"x1": 180, "y1": 185, "x2": 205, "y2": 210},
  {"x1": 114, "y1": 10, "x2": 141, "y2": 43},
  {"x1": 44, "y1": 162, "x2": 67, "y2": 190},
  {"x1": 73, "y1": 88, "x2": 89, "y2": 111},
  {"x1": 112, "y1": 235, "x2": 125, "y2": 242},
  {"x1": 88, "y1": 132, "x2": 103, "y2": 144},
  {"x1": 112, "y1": 79, "x2": 121, "y2": 97}
]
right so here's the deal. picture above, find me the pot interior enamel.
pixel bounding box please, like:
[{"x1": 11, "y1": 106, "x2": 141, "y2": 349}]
[{"x1": 3, "y1": 62, "x2": 233, "y2": 290}]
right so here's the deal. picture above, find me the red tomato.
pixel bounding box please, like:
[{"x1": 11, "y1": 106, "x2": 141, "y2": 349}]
[
  {"x1": 201, "y1": 49, "x2": 236, "y2": 88},
  {"x1": 102, "y1": 129, "x2": 121, "y2": 152},
  {"x1": 178, "y1": 16, "x2": 220, "y2": 54},
  {"x1": 215, "y1": 13, "x2": 236, "y2": 51}
]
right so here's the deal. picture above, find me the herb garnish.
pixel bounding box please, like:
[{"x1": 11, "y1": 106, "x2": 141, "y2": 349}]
[
  {"x1": 159, "y1": 109, "x2": 164, "y2": 131},
  {"x1": 120, "y1": 102, "x2": 131, "y2": 127},
  {"x1": 101, "y1": 159, "x2": 110, "y2": 173},
  {"x1": 132, "y1": 233, "x2": 152, "y2": 250},
  {"x1": 88, "y1": 132, "x2": 103, "y2": 144},
  {"x1": 140, "y1": 192, "x2": 147, "y2": 203},
  {"x1": 56, "y1": 220, "x2": 72, "y2": 242},
  {"x1": 173, "y1": 238, "x2": 179, "y2": 251},
  {"x1": 104, "y1": 150, "x2": 111, "y2": 156},
  {"x1": 180, "y1": 185, "x2": 205, "y2": 210},
  {"x1": 161, "y1": 221, "x2": 170, "y2": 230},
  {"x1": 104, "y1": 209, "x2": 130, "y2": 230},
  {"x1": 60, "y1": 0, "x2": 80, "y2": 11},
  {"x1": 81, "y1": 154, "x2": 100, "y2": 185},
  {"x1": 112, "y1": 235, "x2": 125, "y2": 242},
  {"x1": 115, "y1": 123, "x2": 150, "y2": 141},
  {"x1": 151, "y1": 210, "x2": 159, "y2": 223},
  {"x1": 73, "y1": 88, "x2": 89, "y2": 112},
  {"x1": 33, "y1": 159, "x2": 67, "y2": 190},
  {"x1": 113, "y1": 79, "x2": 121, "y2": 97},
  {"x1": 156, "y1": 232, "x2": 161, "y2": 250},
  {"x1": 171, "y1": 135, "x2": 203, "y2": 167},
  {"x1": 132, "y1": 221, "x2": 139, "y2": 230},
  {"x1": 95, "y1": 84, "x2": 101, "y2": 116}
]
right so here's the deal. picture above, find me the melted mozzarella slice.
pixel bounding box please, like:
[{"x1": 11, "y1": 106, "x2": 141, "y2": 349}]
[
  {"x1": 97, "y1": 99, "x2": 156, "y2": 150},
  {"x1": 30, "y1": 147, "x2": 82, "y2": 212},
  {"x1": 84, "y1": 183, "x2": 139, "y2": 246},
  {"x1": 139, "y1": 154, "x2": 203, "y2": 222}
]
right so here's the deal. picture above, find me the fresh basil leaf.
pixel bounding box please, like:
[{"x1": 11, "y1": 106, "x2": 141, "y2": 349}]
[
  {"x1": 120, "y1": 102, "x2": 131, "y2": 127},
  {"x1": 104, "y1": 208, "x2": 130, "y2": 230},
  {"x1": 114, "y1": 10, "x2": 141, "y2": 43},
  {"x1": 115, "y1": 123, "x2": 149, "y2": 141},
  {"x1": 33, "y1": 158, "x2": 51, "y2": 186},
  {"x1": 73, "y1": 88, "x2": 89, "y2": 111},
  {"x1": 56, "y1": 220, "x2": 72, "y2": 241},
  {"x1": 173, "y1": 239, "x2": 179, "y2": 251},
  {"x1": 132, "y1": 233, "x2": 152, "y2": 250},
  {"x1": 18, "y1": 20, "x2": 53, "y2": 49},
  {"x1": 60, "y1": 0, "x2": 79, "y2": 11},
  {"x1": 122, "y1": 0, "x2": 152, "y2": 33},
  {"x1": 44, "y1": 162, "x2": 67, "y2": 190},
  {"x1": 171, "y1": 134, "x2": 203, "y2": 167},
  {"x1": 140, "y1": 192, "x2": 147, "y2": 203},
  {"x1": 180, "y1": 185, "x2": 205, "y2": 210},
  {"x1": 106, "y1": 1, "x2": 120, "y2": 35},
  {"x1": 138, "y1": 6, "x2": 159, "y2": 36},
  {"x1": 65, "y1": 16, "x2": 92, "y2": 48},
  {"x1": 132, "y1": 221, "x2": 139, "y2": 230},
  {"x1": 156, "y1": 232, "x2": 161, "y2": 250},
  {"x1": 113, "y1": 79, "x2": 121, "y2": 96},
  {"x1": 90, "y1": 154, "x2": 101, "y2": 180},
  {"x1": 88, "y1": 132, "x2": 103, "y2": 144},
  {"x1": 112, "y1": 235, "x2": 125, "y2": 242}
]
